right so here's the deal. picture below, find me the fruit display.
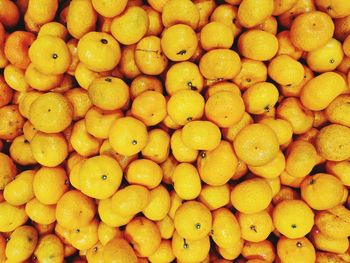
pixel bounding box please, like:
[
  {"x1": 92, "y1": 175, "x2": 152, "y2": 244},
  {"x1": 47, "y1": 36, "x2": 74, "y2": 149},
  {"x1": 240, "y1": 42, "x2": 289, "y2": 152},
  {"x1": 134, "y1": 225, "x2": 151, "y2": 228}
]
[{"x1": 1, "y1": 0, "x2": 350, "y2": 262}]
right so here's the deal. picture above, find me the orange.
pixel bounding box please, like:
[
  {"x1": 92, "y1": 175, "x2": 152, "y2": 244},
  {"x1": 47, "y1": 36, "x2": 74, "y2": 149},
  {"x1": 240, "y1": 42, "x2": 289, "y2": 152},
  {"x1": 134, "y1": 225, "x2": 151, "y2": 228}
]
[
  {"x1": 161, "y1": 24, "x2": 198, "y2": 61},
  {"x1": 181, "y1": 120, "x2": 221, "y2": 151},
  {"x1": 77, "y1": 32, "x2": 121, "y2": 72},
  {"x1": 156, "y1": 215, "x2": 175, "y2": 240},
  {"x1": 3, "y1": 170, "x2": 34, "y2": 206},
  {"x1": 28, "y1": 92, "x2": 73, "y2": 133},
  {"x1": 233, "y1": 59, "x2": 267, "y2": 90},
  {"x1": 9, "y1": 134, "x2": 36, "y2": 166},
  {"x1": 37, "y1": 22, "x2": 68, "y2": 40},
  {"x1": 70, "y1": 119, "x2": 102, "y2": 157},
  {"x1": 111, "y1": 185, "x2": 150, "y2": 217},
  {"x1": 211, "y1": 207, "x2": 241, "y2": 248},
  {"x1": 231, "y1": 178, "x2": 273, "y2": 214},
  {"x1": 34, "y1": 234, "x2": 64, "y2": 263},
  {"x1": 92, "y1": 0, "x2": 128, "y2": 18},
  {"x1": 141, "y1": 128, "x2": 170, "y2": 163},
  {"x1": 98, "y1": 221, "x2": 123, "y2": 246},
  {"x1": 205, "y1": 91, "x2": 245, "y2": 128},
  {"x1": 119, "y1": 44, "x2": 141, "y2": 79},
  {"x1": 276, "y1": 30, "x2": 303, "y2": 60},
  {"x1": 197, "y1": 140, "x2": 238, "y2": 186},
  {"x1": 172, "y1": 231, "x2": 210, "y2": 263},
  {"x1": 316, "y1": 124, "x2": 350, "y2": 161},
  {"x1": 277, "y1": 236, "x2": 316, "y2": 263},
  {"x1": 0, "y1": 0, "x2": 20, "y2": 28},
  {"x1": 237, "y1": 0, "x2": 274, "y2": 28},
  {"x1": 233, "y1": 123, "x2": 279, "y2": 166},
  {"x1": 33, "y1": 166, "x2": 69, "y2": 205},
  {"x1": 174, "y1": 201, "x2": 212, "y2": 241},
  {"x1": 30, "y1": 131, "x2": 68, "y2": 167},
  {"x1": 131, "y1": 90, "x2": 167, "y2": 126},
  {"x1": 29, "y1": 35, "x2": 71, "y2": 75},
  {"x1": 310, "y1": 226, "x2": 349, "y2": 254},
  {"x1": 326, "y1": 160, "x2": 350, "y2": 186},
  {"x1": 143, "y1": 5, "x2": 164, "y2": 36},
  {"x1": 325, "y1": 94, "x2": 350, "y2": 127},
  {"x1": 316, "y1": 0, "x2": 350, "y2": 18},
  {"x1": 148, "y1": 239, "x2": 175, "y2": 263},
  {"x1": 88, "y1": 77, "x2": 129, "y2": 111},
  {"x1": 85, "y1": 107, "x2": 123, "y2": 139},
  {"x1": 103, "y1": 238, "x2": 137, "y2": 263},
  {"x1": 25, "y1": 0, "x2": 58, "y2": 26},
  {"x1": 4, "y1": 64, "x2": 31, "y2": 92},
  {"x1": 222, "y1": 112, "x2": 253, "y2": 142},
  {"x1": 165, "y1": 62, "x2": 204, "y2": 95},
  {"x1": 126, "y1": 159, "x2": 163, "y2": 189},
  {"x1": 0, "y1": 201, "x2": 27, "y2": 232},
  {"x1": 22, "y1": 121, "x2": 37, "y2": 142},
  {"x1": 301, "y1": 173, "x2": 344, "y2": 210},
  {"x1": 56, "y1": 190, "x2": 96, "y2": 230},
  {"x1": 25, "y1": 198, "x2": 56, "y2": 225},
  {"x1": 130, "y1": 75, "x2": 163, "y2": 99},
  {"x1": 200, "y1": 22, "x2": 234, "y2": 51},
  {"x1": 241, "y1": 240, "x2": 276, "y2": 262},
  {"x1": 315, "y1": 205, "x2": 350, "y2": 239},
  {"x1": 199, "y1": 184, "x2": 230, "y2": 210},
  {"x1": 162, "y1": 0, "x2": 199, "y2": 29},
  {"x1": 125, "y1": 216, "x2": 161, "y2": 257},
  {"x1": 238, "y1": 29, "x2": 278, "y2": 61},
  {"x1": 142, "y1": 185, "x2": 171, "y2": 221},
  {"x1": 194, "y1": 0, "x2": 217, "y2": 30},
  {"x1": 109, "y1": 116, "x2": 148, "y2": 156},
  {"x1": 205, "y1": 82, "x2": 241, "y2": 98},
  {"x1": 68, "y1": 218, "x2": 99, "y2": 251},
  {"x1": 66, "y1": 0, "x2": 97, "y2": 39},
  {"x1": 301, "y1": 72, "x2": 346, "y2": 111},
  {"x1": 25, "y1": 64, "x2": 63, "y2": 92},
  {"x1": 276, "y1": 97, "x2": 314, "y2": 135},
  {"x1": 134, "y1": 36, "x2": 168, "y2": 76},
  {"x1": 199, "y1": 49, "x2": 241, "y2": 80},
  {"x1": 98, "y1": 197, "x2": 134, "y2": 227},
  {"x1": 172, "y1": 163, "x2": 201, "y2": 200},
  {"x1": 268, "y1": 55, "x2": 305, "y2": 86},
  {"x1": 5, "y1": 225, "x2": 38, "y2": 262},
  {"x1": 273, "y1": 199, "x2": 314, "y2": 238},
  {"x1": 4, "y1": 31, "x2": 35, "y2": 69},
  {"x1": 0, "y1": 76, "x2": 14, "y2": 108},
  {"x1": 171, "y1": 129, "x2": 199, "y2": 163},
  {"x1": 248, "y1": 150, "x2": 285, "y2": 179},
  {"x1": 0, "y1": 105, "x2": 25, "y2": 141},
  {"x1": 242, "y1": 82, "x2": 279, "y2": 115},
  {"x1": 210, "y1": 4, "x2": 242, "y2": 37},
  {"x1": 307, "y1": 38, "x2": 344, "y2": 72},
  {"x1": 64, "y1": 88, "x2": 92, "y2": 120},
  {"x1": 273, "y1": 0, "x2": 298, "y2": 15},
  {"x1": 285, "y1": 140, "x2": 317, "y2": 178},
  {"x1": 216, "y1": 238, "x2": 244, "y2": 260},
  {"x1": 79, "y1": 155, "x2": 123, "y2": 199},
  {"x1": 237, "y1": 210, "x2": 274, "y2": 242},
  {"x1": 290, "y1": 11, "x2": 334, "y2": 51}
]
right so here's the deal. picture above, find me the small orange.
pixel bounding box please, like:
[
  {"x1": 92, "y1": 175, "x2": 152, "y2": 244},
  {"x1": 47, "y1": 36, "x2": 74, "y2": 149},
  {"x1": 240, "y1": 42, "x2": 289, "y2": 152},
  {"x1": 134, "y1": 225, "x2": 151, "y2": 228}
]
[
  {"x1": 233, "y1": 123, "x2": 279, "y2": 166},
  {"x1": 210, "y1": 4, "x2": 242, "y2": 37},
  {"x1": 231, "y1": 178, "x2": 273, "y2": 214},
  {"x1": 200, "y1": 22, "x2": 234, "y2": 51},
  {"x1": 33, "y1": 166, "x2": 69, "y2": 205},
  {"x1": 130, "y1": 75, "x2": 163, "y2": 99},
  {"x1": 9, "y1": 135, "x2": 36, "y2": 166},
  {"x1": 56, "y1": 190, "x2": 96, "y2": 230},
  {"x1": 77, "y1": 32, "x2": 121, "y2": 72},
  {"x1": 118, "y1": 44, "x2": 141, "y2": 79},
  {"x1": 3, "y1": 170, "x2": 34, "y2": 206},
  {"x1": 172, "y1": 163, "x2": 201, "y2": 200},
  {"x1": 162, "y1": 0, "x2": 199, "y2": 29},
  {"x1": 25, "y1": 198, "x2": 56, "y2": 225},
  {"x1": 126, "y1": 159, "x2": 163, "y2": 189},
  {"x1": 273, "y1": 199, "x2": 314, "y2": 239},
  {"x1": 34, "y1": 234, "x2": 64, "y2": 263},
  {"x1": 199, "y1": 184, "x2": 230, "y2": 210},
  {"x1": 237, "y1": 0, "x2": 274, "y2": 28},
  {"x1": 301, "y1": 173, "x2": 344, "y2": 210},
  {"x1": 92, "y1": 0, "x2": 128, "y2": 18},
  {"x1": 103, "y1": 238, "x2": 137, "y2": 263},
  {"x1": 143, "y1": 185, "x2": 171, "y2": 221},
  {"x1": 141, "y1": 128, "x2": 170, "y2": 163},
  {"x1": 98, "y1": 197, "x2": 134, "y2": 227},
  {"x1": 4, "y1": 31, "x2": 35, "y2": 69},
  {"x1": 148, "y1": 239, "x2": 175, "y2": 263},
  {"x1": 68, "y1": 218, "x2": 99, "y2": 251},
  {"x1": 233, "y1": 58, "x2": 268, "y2": 90},
  {"x1": 64, "y1": 88, "x2": 92, "y2": 120},
  {"x1": 241, "y1": 240, "x2": 276, "y2": 262},
  {"x1": 290, "y1": 11, "x2": 334, "y2": 51},
  {"x1": 0, "y1": 201, "x2": 27, "y2": 232},
  {"x1": 0, "y1": 105, "x2": 25, "y2": 141},
  {"x1": 4, "y1": 64, "x2": 31, "y2": 92}
]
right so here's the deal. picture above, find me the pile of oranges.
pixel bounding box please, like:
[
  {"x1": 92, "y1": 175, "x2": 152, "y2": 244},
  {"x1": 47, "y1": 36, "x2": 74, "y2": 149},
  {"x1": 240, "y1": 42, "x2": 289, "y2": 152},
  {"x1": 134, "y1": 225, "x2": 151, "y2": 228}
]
[{"x1": 2, "y1": 0, "x2": 350, "y2": 262}]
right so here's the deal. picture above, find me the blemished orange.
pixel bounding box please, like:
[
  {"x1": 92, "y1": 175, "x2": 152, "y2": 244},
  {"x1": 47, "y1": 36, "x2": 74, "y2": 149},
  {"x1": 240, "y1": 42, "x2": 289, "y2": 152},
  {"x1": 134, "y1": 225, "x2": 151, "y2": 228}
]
[{"x1": 231, "y1": 178, "x2": 273, "y2": 214}]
